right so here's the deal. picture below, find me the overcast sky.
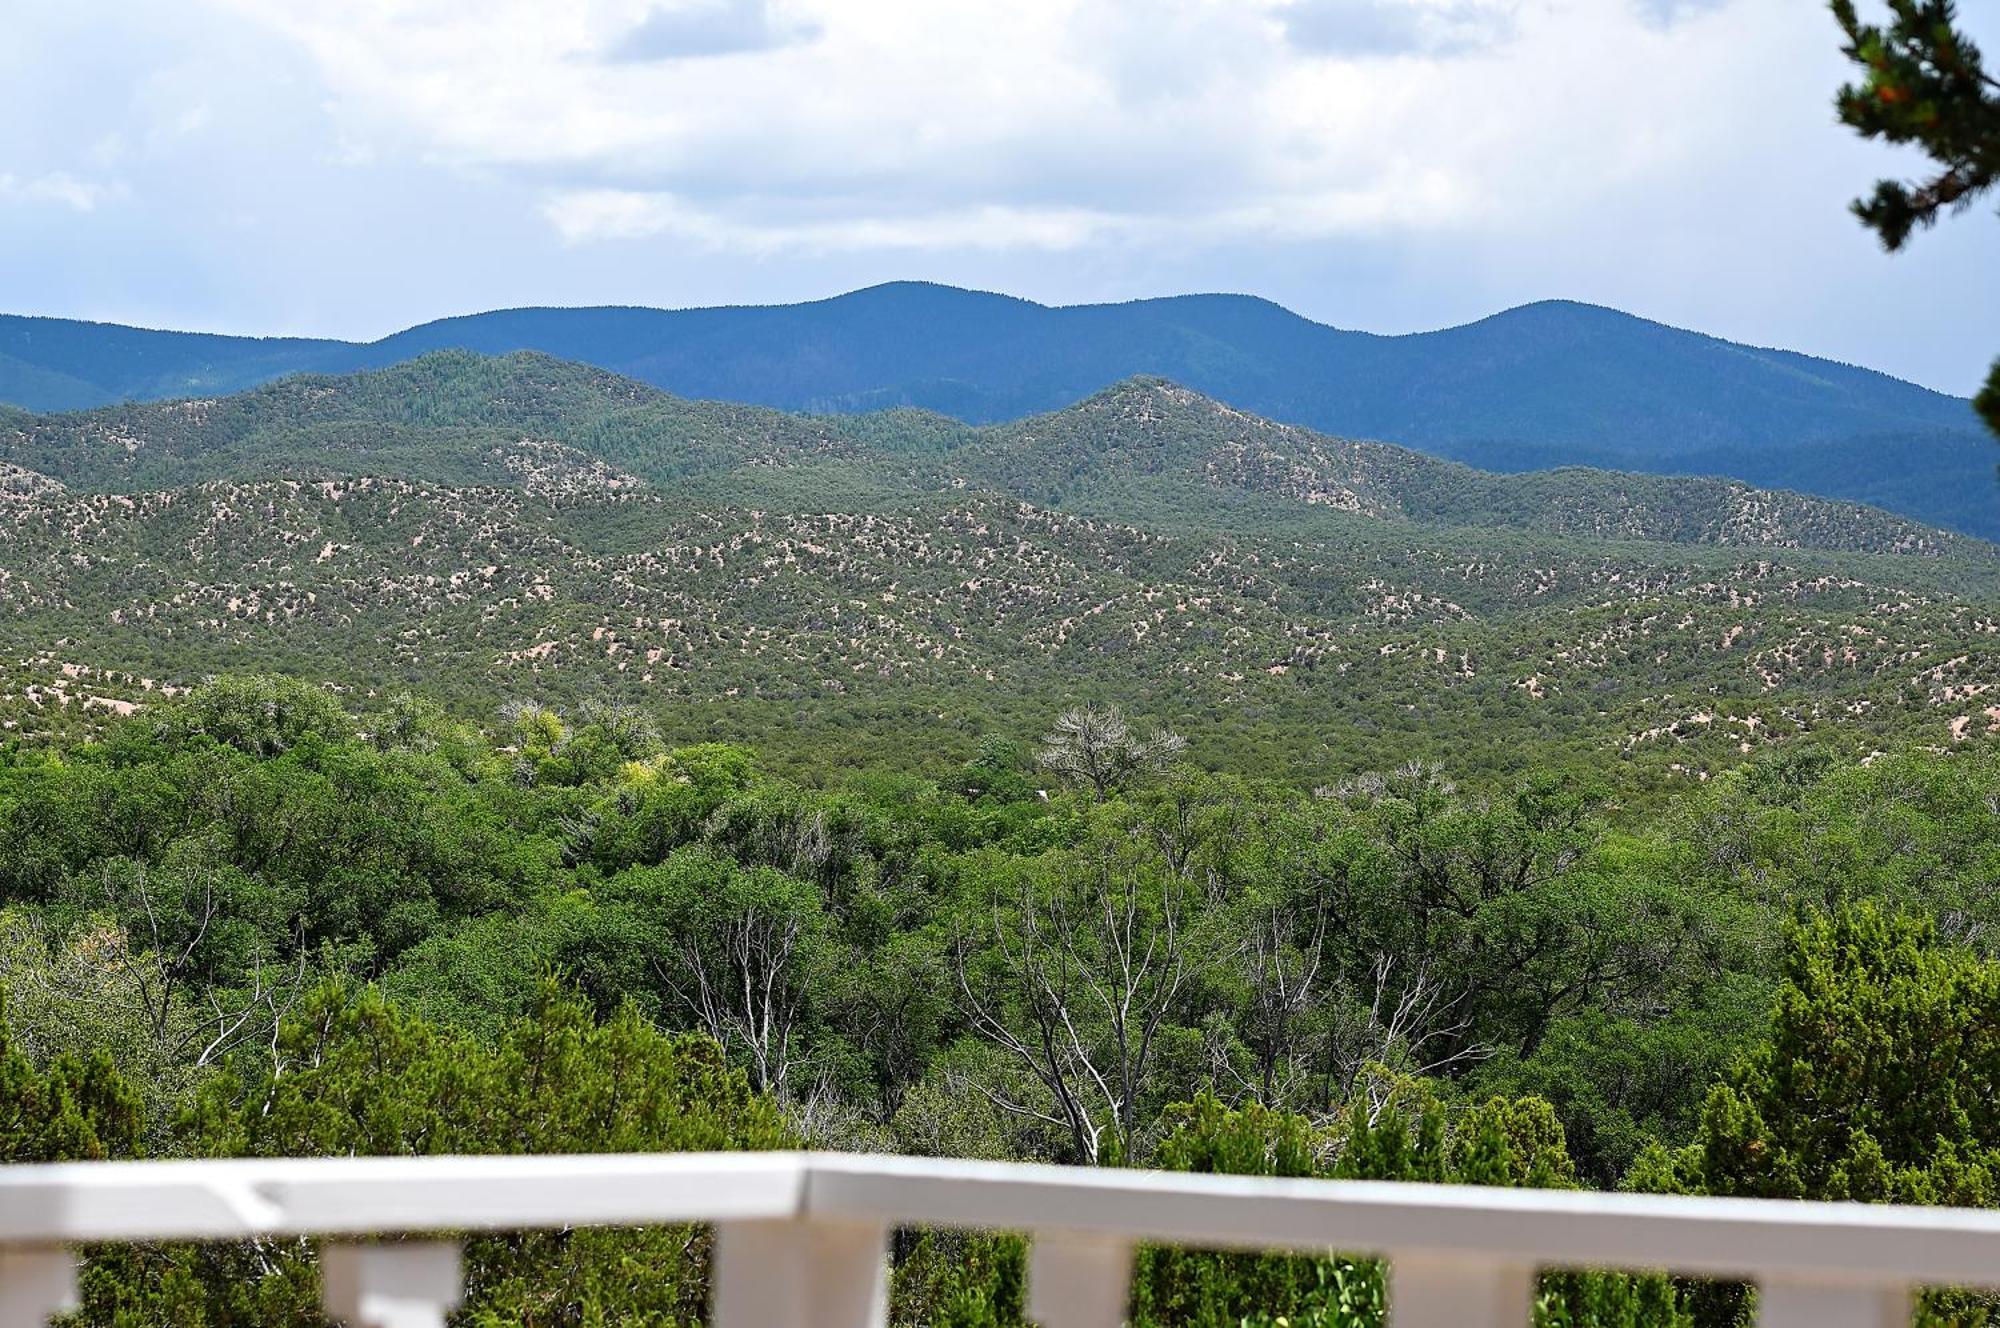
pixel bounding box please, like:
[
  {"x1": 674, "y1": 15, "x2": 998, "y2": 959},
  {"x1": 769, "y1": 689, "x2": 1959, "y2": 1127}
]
[{"x1": 2, "y1": 0, "x2": 1994, "y2": 395}]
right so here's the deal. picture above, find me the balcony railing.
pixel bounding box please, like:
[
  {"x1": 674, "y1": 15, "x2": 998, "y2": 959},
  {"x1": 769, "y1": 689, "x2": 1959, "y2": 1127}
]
[{"x1": 4, "y1": 1150, "x2": 1999, "y2": 1327}]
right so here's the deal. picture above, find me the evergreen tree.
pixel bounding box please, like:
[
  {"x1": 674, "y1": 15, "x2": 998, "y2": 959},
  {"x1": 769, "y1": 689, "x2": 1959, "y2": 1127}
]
[
  {"x1": 0, "y1": 995, "x2": 140, "y2": 1164},
  {"x1": 77, "y1": 981, "x2": 791, "y2": 1327},
  {"x1": 1631, "y1": 905, "x2": 2000, "y2": 1325},
  {"x1": 1832, "y1": 0, "x2": 2000, "y2": 434}
]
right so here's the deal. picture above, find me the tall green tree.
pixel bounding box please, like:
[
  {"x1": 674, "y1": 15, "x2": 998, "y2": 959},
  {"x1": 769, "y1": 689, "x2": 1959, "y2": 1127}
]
[
  {"x1": 1632, "y1": 905, "x2": 2000, "y2": 1325},
  {"x1": 1833, "y1": 0, "x2": 2000, "y2": 434},
  {"x1": 79, "y1": 980, "x2": 790, "y2": 1327},
  {"x1": 583, "y1": 849, "x2": 831, "y2": 1103},
  {"x1": 953, "y1": 807, "x2": 1218, "y2": 1166},
  {"x1": 1639, "y1": 906, "x2": 2000, "y2": 1207},
  {"x1": 0, "y1": 995, "x2": 140, "y2": 1164}
]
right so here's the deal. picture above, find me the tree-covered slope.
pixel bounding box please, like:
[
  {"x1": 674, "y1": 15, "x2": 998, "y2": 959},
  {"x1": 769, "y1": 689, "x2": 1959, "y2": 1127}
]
[
  {"x1": 351, "y1": 286, "x2": 1989, "y2": 453},
  {"x1": 2, "y1": 283, "x2": 1987, "y2": 536},
  {"x1": 0, "y1": 351, "x2": 866, "y2": 493},
  {"x1": 6, "y1": 354, "x2": 1972, "y2": 559},
  {"x1": 2, "y1": 351, "x2": 1996, "y2": 786},
  {"x1": 0, "y1": 314, "x2": 349, "y2": 410},
  {"x1": 956, "y1": 377, "x2": 1976, "y2": 558}
]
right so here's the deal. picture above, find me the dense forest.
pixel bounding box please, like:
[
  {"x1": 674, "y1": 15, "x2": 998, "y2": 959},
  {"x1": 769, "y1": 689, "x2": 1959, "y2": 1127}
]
[
  {"x1": 4, "y1": 676, "x2": 1999, "y2": 1324},
  {"x1": 5, "y1": 0, "x2": 1997, "y2": 1323}
]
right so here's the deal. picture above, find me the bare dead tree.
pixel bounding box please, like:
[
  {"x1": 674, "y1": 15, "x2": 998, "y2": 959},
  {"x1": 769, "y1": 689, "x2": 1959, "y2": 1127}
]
[
  {"x1": 954, "y1": 838, "x2": 1208, "y2": 1164},
  {"x1": 0, "y1": 908, "x2": 307, "y2": 1083},
  {"x1": 1237, "y1": 892, "x2": 1331, "y2": 1108},
  {"x1": 72, "y1": 857, "x2": 310, "y2": 1073},
  {"x1": 655, "y1": 900, "x2": 809, "y2": 1102},
  {"x1": 1037, "y1": 705, "x2": 1187, "y2": 801},
  {"x1": 574, "y1": 697, "x2": 662, "y2": 758},
  {"x1": 779, "y1": 1066, "x2": 854, "y2": 1147},
  {"x1": 1321, "y1": 953, "x2": 1490, "y2": 1115}
]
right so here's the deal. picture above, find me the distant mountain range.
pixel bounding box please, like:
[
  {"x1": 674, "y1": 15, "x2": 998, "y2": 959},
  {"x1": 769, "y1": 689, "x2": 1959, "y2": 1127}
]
[{"x1": 3, "y1": 282, "x2": 1992, "y2": 537}]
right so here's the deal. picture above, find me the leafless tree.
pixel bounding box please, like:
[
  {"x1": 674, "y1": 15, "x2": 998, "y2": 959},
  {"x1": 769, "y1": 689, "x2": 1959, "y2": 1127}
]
[
  {"x1": 575, "y1": 697, "x2": 662, "y2": 757},
  {"x1": 1321, "y1": 953, "x2": 1489, "y2": 1115},
  {"x1": 1235, "y1": 893, "x2": 1331, "y2": 1107},
  {"x1": 1036, "y1": 705, "x2": 1186, "y2": 801},
  {"x1": 0, "y1": 908, "x2": 306, "y2": 1101},
  {"x1": 655, "y1": 895, "x2": 810, "y2": 1102},
  {"x1": 73, "y1": 857, "x2": 309, "y2": 1072},
  {"x1": 954, "y1": 836, "x2": 1210, "y2": 1164}
]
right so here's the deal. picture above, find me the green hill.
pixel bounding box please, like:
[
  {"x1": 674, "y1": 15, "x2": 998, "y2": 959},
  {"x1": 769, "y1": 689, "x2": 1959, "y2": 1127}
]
[
  {"x1": 3, "y1": 282, "x2": 1990, "y2": 537},
  {"x1": 2, "y1": 351, "x2": 1995, "y2": 786}
]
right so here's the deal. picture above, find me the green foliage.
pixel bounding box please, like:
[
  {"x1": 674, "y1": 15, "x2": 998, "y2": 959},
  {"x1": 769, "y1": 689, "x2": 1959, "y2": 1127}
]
[
  {"x1": 0, "y1": 325, "x2": 1995, "y2": 1327},
  {"x1": 4, "y1": 348, "x2": 1996, "y2": 789},
  {"x1": 890, "y1": 1231, "x2": 1027, "y2": 1328},
  {"x1": 155, "y1": 675, "x2": 350, "y2": 758},
  {"x1": 1633, "y1": 905, "x2": 2000, "y2": 1326},
  {"x1": 1645, "y1": 906, "x2": 2000, "y2": 1206},
  {"x1": 1132, "y1": 1094, "x2": 1369, "y2": 1328},
  {"x1": 0, "y1": 995, "x2": 140, "y2": 1163},
  {"x1": 189, "y1": 979, "x2": 785, "y2": 1157},
  {"x1": 79, "y1": 980, "x2": 789, "y2": 1327},
  {"x1": 7, "y1": 673, "x2": 2000, "y2": 1323},
  {"x1": 578, "y1": 850, "x2": 830, "y2": 1099},
  {"x1": 890, "y1": 1087, "x2": 1684, "y2": 1328},
  {"x1": 1, "y1": 285, "x2": 1987, "y2": 541},
  {"x1": 1832, "y1": 0, "x2": 2000, "y2": 434}
]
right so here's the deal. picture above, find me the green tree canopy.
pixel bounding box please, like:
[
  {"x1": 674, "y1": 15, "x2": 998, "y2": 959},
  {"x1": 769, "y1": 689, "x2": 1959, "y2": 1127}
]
[
  {"x1": 81, "y1": 980, "x2": 790, "y2": 1326},
  {"x1": 0, "y1": 995, "x2": 140, "y2": 1164},
  {"x1": 1641, "y1": 905, "x2": 2000, "y2": 1207},
  {"x1": 1634, "y1": 905, "x2": 2000, "y2": 1327},
  {"x1": 1833, "y1": 0, "x2": 2000, "y2": 433}
]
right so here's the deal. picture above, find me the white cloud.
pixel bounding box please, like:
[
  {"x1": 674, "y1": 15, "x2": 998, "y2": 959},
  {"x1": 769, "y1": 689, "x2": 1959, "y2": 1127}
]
[
  {"x1": 1279, "y1": 0, "x2": 1518, "y2": 56},
  {"x1": 208, "y1": 0, "x2": 1777, "y2": 249},
  {"x1": 0, "y1": 171, "x2": 121, "y2": 212},
  {"x1": 1629, "y1": 0, "x2": 1730, "y2": 27},
  {"x1": 543, "y1": 190, "x2": 1114, "y2": 251},
  {"x1": 540, "y1": 167, "x2": 1478, "y2": 253},
  {"x1": 600, "y1": 0, "x2": 820, "y2": 60}
]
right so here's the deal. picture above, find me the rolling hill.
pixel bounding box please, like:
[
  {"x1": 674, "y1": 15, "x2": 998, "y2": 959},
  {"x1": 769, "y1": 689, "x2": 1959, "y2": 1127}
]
[
  {"x1": 3, "y1": 283, "x2": 1990, "y2": 538},
  {"x1": 2, "y1": 351, "x2": 1996, "y2": 785}
]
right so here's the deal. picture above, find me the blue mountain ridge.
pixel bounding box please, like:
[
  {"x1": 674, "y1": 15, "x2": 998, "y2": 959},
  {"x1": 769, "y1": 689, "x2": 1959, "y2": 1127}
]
[{"x1": 2, "y1": 281, "x2": 1991, "y2": 537}]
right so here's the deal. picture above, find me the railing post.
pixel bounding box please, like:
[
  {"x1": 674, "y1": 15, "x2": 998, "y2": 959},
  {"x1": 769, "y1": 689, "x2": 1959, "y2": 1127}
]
[
  {"x1": 1027, "y1": 1232, "x2": 1131, "y2": 1328},
  {"x1": 320, "y1": 1241, "x2": 464, "y2": 1328},
  {"x1": 711, "y1": 1217, "x2": 889, "y2": 1328},
  {"x1": 1758, "y1": 1280, "x2": 1910, "y2": 1328},
  {"x1": 0, "y1": 1248, "x2": 77, "y2": 1328},
  {"x1": 1389, "y1": 1254, "x2": 1534, "y2": 1328}
]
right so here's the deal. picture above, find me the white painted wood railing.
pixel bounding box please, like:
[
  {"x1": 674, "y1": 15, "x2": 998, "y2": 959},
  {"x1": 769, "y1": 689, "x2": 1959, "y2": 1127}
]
[{"x1": 3, "y1": 1151, "x2": 1999, "y2": 1326}]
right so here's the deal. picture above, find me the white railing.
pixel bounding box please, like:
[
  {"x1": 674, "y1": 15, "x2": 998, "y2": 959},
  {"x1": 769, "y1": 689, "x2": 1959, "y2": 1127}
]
[{"x1": 3, "y1": 1151, "x2": 1999, "y2": 1327}]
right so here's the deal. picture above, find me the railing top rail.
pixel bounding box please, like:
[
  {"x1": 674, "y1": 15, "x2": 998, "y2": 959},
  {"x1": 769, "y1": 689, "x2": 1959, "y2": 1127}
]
[
  {"x1": 4, "y1": 1151, "x2": 2000, "y2": 1288},
  {"x1": 0, "y1": 1153, "x2": 809, "y2": 1242}
]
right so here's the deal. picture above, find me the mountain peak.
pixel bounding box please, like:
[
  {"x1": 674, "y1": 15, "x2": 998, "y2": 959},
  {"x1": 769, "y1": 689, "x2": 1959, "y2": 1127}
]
[
  {"x1": 1055, "y1": 374, "x2": 1242, "y2": 425},
  {"x1": 828, "y1": 280, "x2": 1045, "y2": 309}
]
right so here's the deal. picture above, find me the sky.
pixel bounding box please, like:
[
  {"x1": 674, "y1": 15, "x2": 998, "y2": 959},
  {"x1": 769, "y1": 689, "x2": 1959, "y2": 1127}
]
[{"x1": 1, "y1": 0, "x2": 1995, "y2": 396}]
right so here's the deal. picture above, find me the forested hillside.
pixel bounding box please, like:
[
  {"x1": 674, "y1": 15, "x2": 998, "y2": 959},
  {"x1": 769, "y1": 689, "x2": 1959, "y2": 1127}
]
[
  {"x1": 2, "y1": 351, "x2": 1995, "y2": 789},
  {"x1": 5, "y1": 282, "x2": 1990, "y2": 537}
]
